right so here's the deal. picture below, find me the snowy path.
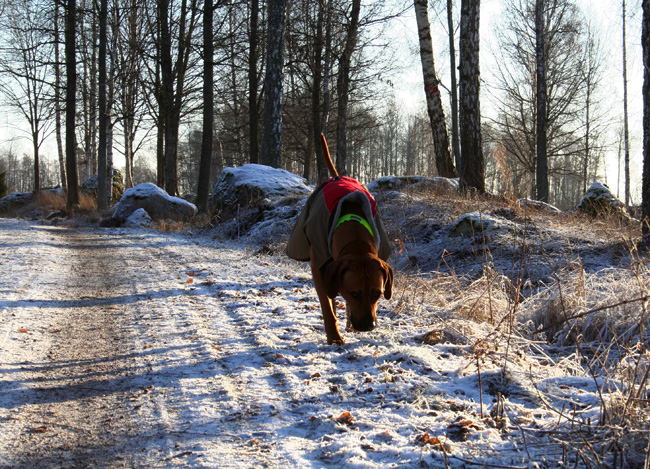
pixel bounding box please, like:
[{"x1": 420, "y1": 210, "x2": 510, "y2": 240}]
[{"x1": 0, "y1": 219, "x2": 609, "y2": 467}]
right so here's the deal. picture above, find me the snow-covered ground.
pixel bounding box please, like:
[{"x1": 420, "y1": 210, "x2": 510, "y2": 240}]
[{"x1": 0, "y1": 211, "x2": 648, "y2": 467}]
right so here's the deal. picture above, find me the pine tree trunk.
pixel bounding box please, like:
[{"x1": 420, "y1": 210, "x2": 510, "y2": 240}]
[
  {"x1": 642, "y1": 0, "x2": 650, "y2": 246},
  {"x1": 459, "y1": 0, "x2": 484, "y2": 193},
  {"x1": 261, "y1": 0, "x2": 286, "y2": 169},
  {"x1": 535, "y1": 0, "x2": 548, "y2": 202},
  {"x1": 196, "y1": 0, "x2": 214, "y2": 215},
  {"x1": 414, "y1": 0, "x2": 457, "y2": 178},
  {"x1": 335, "y1": 0, "x2": 361, "y2": 174}
]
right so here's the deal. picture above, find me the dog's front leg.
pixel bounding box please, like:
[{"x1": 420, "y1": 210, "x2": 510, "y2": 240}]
[{"x1": 311, "y1": 249, "x2": 344, "y2": 345}]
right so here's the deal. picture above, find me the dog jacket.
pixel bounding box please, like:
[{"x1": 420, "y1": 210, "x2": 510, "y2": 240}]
[{"x1": 287, "y1": 176, "x2": 391, "y2": 270}]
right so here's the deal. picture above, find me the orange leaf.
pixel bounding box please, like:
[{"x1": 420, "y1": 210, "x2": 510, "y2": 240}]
[
  {"x1": 17, "y1": 328, "x2": 28, "y2": 333},
  {"x1": 187, "y1": 278, "x2": 194, "y2": 284},
  {"x1": 336, "y1": 412, "x2": 353, "y2": 425},
  {"x1": 187, "y1": 272, "x2": 195, "y2": 277}
]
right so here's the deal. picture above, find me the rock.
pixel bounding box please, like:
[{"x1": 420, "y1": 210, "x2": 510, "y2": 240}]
[
  {"x1": 210, "y1": 164, "x2": 312, "y2": 219},
  {"x1": 123, "y1": 208, "x2": 154, "y2": 228},
  {"x1": 577, "y1": 181, "x2": 629, "y2": 220},
  {"x1": 451, "y1": 212, "x2": 515, "y2": 236},
  {"x1": 111, "y1": 183, "x2": 197, "y2": 225},
  {"x1": 80, "y1": 169, "x2": 125, "y2": 204},
  {"x1": 0, "y1": 192, "x2": 35, "y2": 215},
  {"x1": 0, "y1": 187, "x2": 65, "y2": 216},
  {"x1": 367, "y1": 175, "x2": 459, "y2": 194}
]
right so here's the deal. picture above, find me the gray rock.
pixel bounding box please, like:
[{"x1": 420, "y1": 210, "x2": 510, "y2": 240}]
[
  {"x1": 123, "y1": 208, "x2": 154, "y2": 228},
  {"x1": 367, "y1": 175, "x2": 459, "y2": 194},
  {"x1": 210, "y1": 164, "x2": 311, "y2": 219},
  {"x1": 112, "y1": 183, "x2": 197, "y2": 224},
  {"x1": 80, "y1": 168, "x2": 125, "y2": 204}
]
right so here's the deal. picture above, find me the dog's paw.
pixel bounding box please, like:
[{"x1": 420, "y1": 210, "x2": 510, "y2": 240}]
[{"x1": 327, "y1": 336, "x2": 345, "y2": 346}]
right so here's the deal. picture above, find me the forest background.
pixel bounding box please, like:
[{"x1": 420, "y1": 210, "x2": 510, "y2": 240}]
[{"x1": 0, "y1": 0, "x2": 645, "y2": 211}]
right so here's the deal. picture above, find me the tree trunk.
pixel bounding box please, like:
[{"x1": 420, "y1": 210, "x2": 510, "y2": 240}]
[
  {"x1": 54, "y1": 2, "x2": 67, "y2": 191},
  {"x1": 414, "y1": 0, "x2": 457, "y2": 178},
  {"x1": 196, "y1": 0, "x2": 214, "y2": 215},
  {"x1": 97, "y1": 0, "x2": 108, "y2": 211},
  {"x1": 622, "y1": 0, "x2": 631, "y2": 206},
  {"x1": 312, "y1": 0, "x2": 325, "y2": 181},
  {"x1": 447, "y1": 0, "x2": 461, "y2": 171},
  {"x1": 248, "y1": 0, "x2": 260, "y2": 165},
  {"x1": 458, "y1": 0, "x2": 484, "y2": 193},
  {"x1": 65, "y1": 0, "x2": 78, "y2": 208},
  {"x1": 335, "y1": 0, "x2": 361, "y2": 175},
  {"x1": 261, "y1": 0, "x2": 286, "y2": 169},
  {"x1": 535, "y1": 0, "x2": 548, "y2": 202},
  {"x1": 642, "y1": 0, "x2": 650, "y2": 246}
]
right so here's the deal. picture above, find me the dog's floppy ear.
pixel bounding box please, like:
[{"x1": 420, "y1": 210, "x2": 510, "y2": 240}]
[
  {"x1": 324, "y1": 259, "x2": 346, "y2": 299},
  {"x1": 381, "y1": 260, "x2": 394, "y2": 300}
]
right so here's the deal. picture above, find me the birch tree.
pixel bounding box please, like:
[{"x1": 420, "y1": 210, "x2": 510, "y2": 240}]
[
  {"x1": 458, "y1": 0, "x2": 484, "y2": 193},
  {"x1": 413, "y1": 0, "x2": 457, "y2": 178},
  {"x1": 447, "y1": 0, "x2": 461, "y2": 169}
]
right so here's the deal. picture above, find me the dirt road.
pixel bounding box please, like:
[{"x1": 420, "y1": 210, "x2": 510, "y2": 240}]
[{"x1": 0, "y1": 222, "x2": 294, "y2": 468}]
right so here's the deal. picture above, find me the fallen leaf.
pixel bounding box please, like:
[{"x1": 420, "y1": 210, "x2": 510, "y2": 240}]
[
  {"x1": 17, "y1": 328, "x2": 28, "y2": 333},
  {"x1": 187, "y1": 278, "x2": 194, "y2": 284},
  {"x1": 187, "y1": 272, "x2": 195, "y2": 277},
  {"x1": 336, "y1": 412, "x2": 354, "y2": 425},
  {"x1": 33, "y1": 426, "x2": 47, "y2": 433}
]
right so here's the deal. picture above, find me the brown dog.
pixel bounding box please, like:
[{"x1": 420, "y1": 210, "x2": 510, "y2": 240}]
[{"x1": 287, "y1": 134, "x2": 393, "y2": 344}]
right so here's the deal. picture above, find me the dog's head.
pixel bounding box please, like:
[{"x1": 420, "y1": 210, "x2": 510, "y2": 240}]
[{"x1": 324, "y1": 255, "x2": 393, "y2": 332}]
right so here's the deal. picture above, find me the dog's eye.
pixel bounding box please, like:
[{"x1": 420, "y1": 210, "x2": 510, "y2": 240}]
[
  {"x1": 351, "y1": 291, "x2": 362, "y2": 301},
  {"x1": 371, "y1": 290, "x2": 381, "y2": 301}
]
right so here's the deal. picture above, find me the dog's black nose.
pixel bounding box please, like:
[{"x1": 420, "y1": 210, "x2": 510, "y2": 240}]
[{"x1": 353, "y1": 317, "x2": 376, "y2": 332}]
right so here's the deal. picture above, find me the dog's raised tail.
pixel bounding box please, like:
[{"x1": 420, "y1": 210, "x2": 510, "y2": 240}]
[{"x1": 320, "y1": 133, "x2": 339, "y2": 178}]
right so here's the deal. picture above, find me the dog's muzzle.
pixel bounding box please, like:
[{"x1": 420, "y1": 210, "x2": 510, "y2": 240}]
[{"x1": 345, "y1": 308, "x2": 376, "y2": 332}]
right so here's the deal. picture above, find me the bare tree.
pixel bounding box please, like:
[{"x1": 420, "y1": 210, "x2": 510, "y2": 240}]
[
  {"x1": 458, "y1": 0, "x2": 484, "y2": 193},
  {"x1": 489, "y1": 0, "x2": 586, "y2": 203},
  {"x1": 53, "y1": 1, "x2": 67, "y2": 190},
  {"x1": 413, "y1": 0, "x2": 457, "y2": 178},
  {"x1": 65, "y1": 0, "x2": 79, "y2": 208},
  {"x1": 642, "y1": 0, "x2": 650, "y2": 246},
  {"x1": 335, "y1": 0, "x2": 361, "y2": 174},
  {"x1": 447, "y1": 0, "x2": 461, "y2": 169},
  {"x1": 0, "y1": 0, "x2": 55, "y2": 194},
  {"x1": 622, "y1": 0, "x2": 631, "y2": 206},
  {"x1": 196, "y1": 0, "x2": 213, "y2": 215},
  {"x1": 97, "y1": 0, "x2": 109, "y2": 210},
  {"x1": 157, "y1": 0, "x2": 201, "y2": 195},
  {"x1": 535, "y1": 0, "x2": 548, "y2": 201},
  {"x1": 248, "y1": 0, "x2": 260, "y2": 165}
]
